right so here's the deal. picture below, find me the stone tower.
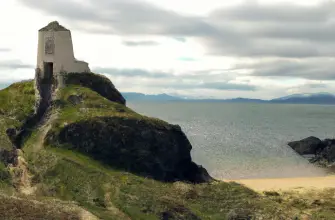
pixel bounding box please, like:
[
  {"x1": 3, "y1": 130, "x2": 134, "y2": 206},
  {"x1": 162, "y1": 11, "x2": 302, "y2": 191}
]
[{"x1": 36, "y1": 21, "x2": 90, "y2": 88}]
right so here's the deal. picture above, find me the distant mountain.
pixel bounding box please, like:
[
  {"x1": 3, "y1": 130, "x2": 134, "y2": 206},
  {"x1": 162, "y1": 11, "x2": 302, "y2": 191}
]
[
  {"x1": 122, "y1": 92, "x2": 182, "y2": 101},
  {"x1": 122, "y1": 92, "x2": 335, "y2": 105},
  {"x1": 270, "y1": 93, "x2": 335, "y2": 104}
]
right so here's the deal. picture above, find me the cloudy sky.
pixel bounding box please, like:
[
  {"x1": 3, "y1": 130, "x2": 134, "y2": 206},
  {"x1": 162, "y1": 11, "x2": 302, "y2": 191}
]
[{"x1": 1, "y1": 0, "x2": 335, "y2": 99}]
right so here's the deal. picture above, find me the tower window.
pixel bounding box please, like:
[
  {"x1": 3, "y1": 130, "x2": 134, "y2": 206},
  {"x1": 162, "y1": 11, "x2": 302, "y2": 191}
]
[{"x1": 45, "y1": 38, "x2": 55, "y2": 54}]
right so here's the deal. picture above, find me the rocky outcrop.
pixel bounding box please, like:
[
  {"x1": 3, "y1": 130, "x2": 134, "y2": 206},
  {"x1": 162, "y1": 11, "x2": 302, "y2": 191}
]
[
  {"x1": 0, "y1": 148, "x2": 16, "y2": 165},
  {"x1": 288, "y1": 136, "x2": 326, "y2": 155},
  {"x1": 64, "y1": 72, "x2": 126, "y2": 105},
  {"x1": 0, "y1": 147, "x2": 35, "y2": 194},
  {"x1": 288, "y1": 137, "x2": 335, "y2": 169},
  {"x1": 46, "y1": 116, "x2": 213, "y2": 183}
]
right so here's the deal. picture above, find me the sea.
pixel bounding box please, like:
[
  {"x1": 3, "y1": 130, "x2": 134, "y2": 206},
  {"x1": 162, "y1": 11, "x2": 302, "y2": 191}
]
[{"x1": 128, "y1": 102, "x2": 335, "y2": 180}]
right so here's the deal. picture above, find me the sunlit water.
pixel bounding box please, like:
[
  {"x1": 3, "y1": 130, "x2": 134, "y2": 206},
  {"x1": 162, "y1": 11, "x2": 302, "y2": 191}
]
[{"x1": 128, "y1": 102, "x2": 335, "y2": 180}]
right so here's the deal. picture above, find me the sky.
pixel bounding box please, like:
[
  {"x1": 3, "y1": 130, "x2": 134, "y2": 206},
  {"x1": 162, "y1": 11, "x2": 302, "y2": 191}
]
[{"x1": 1, "y1": 0, "x2": 335, "y2": 99}]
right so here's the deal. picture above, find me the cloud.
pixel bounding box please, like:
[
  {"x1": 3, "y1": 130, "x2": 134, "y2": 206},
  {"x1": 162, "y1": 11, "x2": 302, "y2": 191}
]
[
  {"x1": 19, "y1": 0, "x2": 335, "y2": 59},
  {"x1": 17, "y1": 0, "x2": 335, "y2": 87},
  {"x1": 93, "y1": 67, "x2": 171, "y2": 78},
  {"x1": 306, "y1": 83, "x2": 328, "y2": 89},
  {"x1": 173, "y1": 37, "x2": 187, "y2": 43},
  {"x1": 190, "y1": 82, "x2": 256, "y2": 91},
  {"x1": 177, "y1": 57, "x2": 197, "y2": 61},
  {"x1": 0, "y1": 48, "x2": 11, "y2": 52},
  {"x1": 0, "y1": 60, "x2": 34, "y2": 70},
  {"x1": 204, "y1": 2, "x2": 335, "y2": 58},
  {"x1": 285, "y1": 82, "x2": 330, "y2": 95},
  {"x1": 19, "y1": 0, "x2": 217, "y2": 36},
  {"x1": 122, "y1": 40, "x2": 159, "y2": 46},
  {"x1": 210, "y1": 2, "x2": 334, "y2": 23},
  {"x1": 235, "y1": 58, "x2": 335, "y2": 81},
  {"x1": 93, "y1": 67, "x2": 234, "y2": 80},
  {"x1": 137, "y1": 80, "x2": 256, "y2": 91},
  {"x1": 95, "y1": 67, "x2": 255, "y2": 91}
]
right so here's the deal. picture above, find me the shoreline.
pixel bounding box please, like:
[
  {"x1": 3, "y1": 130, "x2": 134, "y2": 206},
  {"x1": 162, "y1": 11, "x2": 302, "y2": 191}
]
[{"x1": 225, "y1": 175, "x2": 335, "y2": 191}]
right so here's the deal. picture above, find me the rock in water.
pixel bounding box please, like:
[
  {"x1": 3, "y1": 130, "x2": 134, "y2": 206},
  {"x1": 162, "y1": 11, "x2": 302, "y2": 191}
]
[
  {"x1": 47, "y1": 117, "x2": 213, "y2": 183},
  {"x1": 318, "y1": 139, "x2": 335, "y2": 163},
  {"x1": 288, "y1": 137, "x2": 335, "y2": 169},
  {"x1": 288, "y1": 136, "x2": 325, "y2": 155}
]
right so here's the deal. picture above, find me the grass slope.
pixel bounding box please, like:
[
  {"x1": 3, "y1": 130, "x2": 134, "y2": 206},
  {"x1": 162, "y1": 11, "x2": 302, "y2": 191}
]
[
  {"x1": 0, "y1": 80, "x2": 333, "y2": 219},
  {"x1": 24, "y1": 84, "x2": 293, "y2": 219}
]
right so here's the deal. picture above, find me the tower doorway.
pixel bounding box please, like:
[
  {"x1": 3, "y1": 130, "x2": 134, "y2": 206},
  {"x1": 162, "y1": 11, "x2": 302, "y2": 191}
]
[{"x1": 43, "y1": 62, "x2": 53, "y2": 82}]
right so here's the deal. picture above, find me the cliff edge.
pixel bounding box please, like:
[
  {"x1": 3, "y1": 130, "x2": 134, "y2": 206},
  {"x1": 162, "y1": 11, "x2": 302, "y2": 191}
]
[
  {"x1": 46, "y1": 73, "x2": 211, "y2": 183},
  {"x1": 0, "y1": 73, "x2": 325, "y2": 219}
]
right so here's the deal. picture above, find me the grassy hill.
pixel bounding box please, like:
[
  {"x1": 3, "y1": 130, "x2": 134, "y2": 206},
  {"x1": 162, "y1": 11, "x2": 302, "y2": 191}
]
[{"x1": 0, "y1": 74, "x2": 334, "y2": 219}]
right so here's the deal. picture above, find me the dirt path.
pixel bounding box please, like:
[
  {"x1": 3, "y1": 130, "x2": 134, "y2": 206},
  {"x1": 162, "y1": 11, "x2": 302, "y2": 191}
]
[{"x1": 13, "y1": 82, "x2": 53, "y2": 148}]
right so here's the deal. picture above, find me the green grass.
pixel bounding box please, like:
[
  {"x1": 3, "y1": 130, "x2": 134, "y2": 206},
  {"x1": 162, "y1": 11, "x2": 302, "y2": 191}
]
[
  {"x1": 0, "y1": 193, "x2": 84, "y2": 220},
  {"x1": 0, "y1": 80, "x2": 35, "y2": 150},
  {"x1": 53, "y1": 85, "x2": 169, "y2": 128},
  {"x1": 25, "y1": 146, "x2": 292, "y2": 220},
  {"x1": 0, "y1": 162, "x2": 11, "y2": 189},
  {"x1": 275, "y1": 189, "x2": 335, "y2": 219}
]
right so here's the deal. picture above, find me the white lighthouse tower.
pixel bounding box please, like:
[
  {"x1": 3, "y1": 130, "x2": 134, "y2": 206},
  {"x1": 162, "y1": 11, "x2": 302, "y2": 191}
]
[{"x1": 36, "y1": 21, "x2": 90, "y2": 87}]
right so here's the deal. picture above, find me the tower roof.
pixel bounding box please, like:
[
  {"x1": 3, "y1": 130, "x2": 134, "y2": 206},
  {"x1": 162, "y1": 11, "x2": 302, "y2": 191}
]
[{"x1": 39, "y1": 21, "x2": 69, "y2": 32}]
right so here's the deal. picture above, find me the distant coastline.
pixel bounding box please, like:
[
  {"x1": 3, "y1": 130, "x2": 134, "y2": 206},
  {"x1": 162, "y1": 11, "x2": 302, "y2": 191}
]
[{"x1": 123, "y1": 92, "x2": 335, "y2": 105}]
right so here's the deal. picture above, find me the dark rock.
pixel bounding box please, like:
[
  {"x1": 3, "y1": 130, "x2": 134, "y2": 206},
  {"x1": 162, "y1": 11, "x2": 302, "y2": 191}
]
[
  {"x1": 47, "y1": 116, "x2": 213, "y2": 183},
  {"x1": 288, "y1": 136, "x2": 325, "y2": 155},
  {"x1": 289, "y1": 137, "x2": 335, "y2": 170},
  {"x1": 64, "y1": 72, "x2": 126, "y2": 105},
  {"x1": 6, "y1": 128, "x2": 17, "y2": 145},
  {"x1": 0, "y1": 148, "x2": 16, "y2": 165},
  {"x1": 264, "y1": 191, "x2": 280, "y2": 197},
  {"x1": 160, "y1": 204, "x2": 201, "y2": 220},
  {"x1": 227, "y1": 209, "x2": 253, "y2": 220},
  {"x1": 67, "y1": 95, "x2": 83, "y2": 105},
  {"x1": 319, "y1": 144, "x2": 335, "y2": 163}
]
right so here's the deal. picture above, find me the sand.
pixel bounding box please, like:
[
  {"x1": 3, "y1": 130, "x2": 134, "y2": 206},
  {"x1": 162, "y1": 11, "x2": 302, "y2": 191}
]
[{"x1": 226, "y1": 175, "x2": 335, "y2": 192}]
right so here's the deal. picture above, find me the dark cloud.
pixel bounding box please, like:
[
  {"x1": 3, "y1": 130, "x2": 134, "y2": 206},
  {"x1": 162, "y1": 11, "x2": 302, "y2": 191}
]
[
  {"x1": 0, "y1": 60, "x2": 34, "y2": 70},
  {"x1": 235, "y1": 58, "x2": 335, "y2": 80},
  {"x1": 19, "y1": 0, "x2": 217, "y2": 36},
  {"x1": 122, "y1": 40, "x2": 159, "y2": 46},
  {"x1": 210, "y1": 2, "x2": 335, "y2": 23},
  {"x1": 205, "y1": 2, "x2": 335, "y2": 57}
]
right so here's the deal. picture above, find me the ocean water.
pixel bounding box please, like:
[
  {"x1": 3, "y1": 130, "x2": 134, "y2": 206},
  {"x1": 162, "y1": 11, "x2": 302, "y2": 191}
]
[{"x1": 128, "y1": 102, "x2": 335, "y2": 180}]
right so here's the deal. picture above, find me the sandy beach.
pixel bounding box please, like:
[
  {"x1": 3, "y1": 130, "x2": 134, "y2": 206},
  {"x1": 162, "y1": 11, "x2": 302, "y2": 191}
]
[{"x1": 226, "y1": 175, "x2": 335, "y2": 191}]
